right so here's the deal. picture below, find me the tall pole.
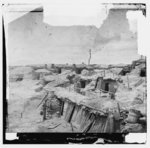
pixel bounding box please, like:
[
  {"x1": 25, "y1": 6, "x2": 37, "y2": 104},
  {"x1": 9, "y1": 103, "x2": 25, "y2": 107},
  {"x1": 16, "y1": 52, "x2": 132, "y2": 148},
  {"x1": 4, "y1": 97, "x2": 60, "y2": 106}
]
[{"x1": 88, "y1": 49, "x2": 91, "y2": 65}]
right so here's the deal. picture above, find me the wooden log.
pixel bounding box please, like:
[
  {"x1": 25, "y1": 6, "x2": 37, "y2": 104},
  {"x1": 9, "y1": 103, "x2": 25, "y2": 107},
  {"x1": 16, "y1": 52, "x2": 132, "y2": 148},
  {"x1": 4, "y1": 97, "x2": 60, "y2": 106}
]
[
  {"x1": 64, "y1": 101, "x2": 71, "y2": 121},
  {"x1": 79, "y1": 109, "x2": 87, "y2": 127},
  {"x1": 76, "y1": 106, "x2": 84, "y2": 125},
  {"x1": 64, "y1": 101, "x2": 76, "y2": 123},
  {"x1": 78, "y1": 107, "x2": 86, "y2": 125},
  {"x1": 89, "y1": 113, "x2": 101, "y2": 133},
  {"x1": 117, "y1": 102, "x2": 121, "y2": 117},
  {"x1": 88, "y1": 118, "x2": 97, "y2": 133},
  {"x1": 64, "y1": 101, "x2": 72, "y2": 121},
  {"x1": 82, "y1": 113, "x2": 95, "y2": 133},
  {"x1": 79, "y1": 102, "x2": 106, "y2": 115},
  {"x1": 71, "y1": 104, "x2": 80, "y2": 122},
  {"x1": 48, "y1": 123, "x2": 61, "y2": 129},
  {"x1": 43, "y1": 100, "x2": 47, "y2": 121},
  {"x1": 68, "y1": 103, "x2": 76, "y2": 123},
  {"x1": 60, "y1": 100, "x2": 65, "y2": 116},
  {"x1": 36, "y1": 92, "x2": 49, "y2": 109},
  {"x1": 82, "y1": 109, "x2": 91, "y2": 124},
  {"x1": 74, "y1": 105, "x2": 83, "y2": 124},
  {"x1": 80, "y1": 109, "x2": 91, "y2": 130},
  {"x1": 103, "y1": 113, "x2": 115, "y2": 133},
  {"x1": 114, "y1": 119, "x2": 121, "y2": 133},
  {"x1": 96, "y1": 117, "x2": 106, "y2": 133}
]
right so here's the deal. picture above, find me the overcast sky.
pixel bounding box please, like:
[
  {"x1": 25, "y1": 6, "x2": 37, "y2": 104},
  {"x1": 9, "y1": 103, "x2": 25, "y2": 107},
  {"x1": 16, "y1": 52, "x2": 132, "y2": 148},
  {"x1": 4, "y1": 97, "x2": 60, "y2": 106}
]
[{"x1": 5, "y1": 2, "x2": 144, "y2": 66}]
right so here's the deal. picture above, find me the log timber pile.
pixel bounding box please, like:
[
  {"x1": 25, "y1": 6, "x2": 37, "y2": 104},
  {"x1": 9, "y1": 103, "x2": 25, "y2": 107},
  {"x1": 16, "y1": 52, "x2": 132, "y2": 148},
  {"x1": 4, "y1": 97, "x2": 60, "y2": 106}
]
[{"x1": 41, "y1": 87, "x2": 122, "y2": 133}]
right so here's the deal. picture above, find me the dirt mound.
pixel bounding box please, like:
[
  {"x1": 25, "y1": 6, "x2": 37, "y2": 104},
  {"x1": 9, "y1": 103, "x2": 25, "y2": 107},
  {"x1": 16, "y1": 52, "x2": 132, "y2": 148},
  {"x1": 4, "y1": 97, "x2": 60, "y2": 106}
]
[
  {"x1": 35, "y1": 69, "x2": 51, "y2": 74},
  {"x1": 83, "y1": 97, "x2": 118, "y2": 112},
  {"x1": 9, "y1": 66, "x2": 34, "y2": 81},
  {"x1": 10, "y1": 66, "x2": 33, "y2": 75}
]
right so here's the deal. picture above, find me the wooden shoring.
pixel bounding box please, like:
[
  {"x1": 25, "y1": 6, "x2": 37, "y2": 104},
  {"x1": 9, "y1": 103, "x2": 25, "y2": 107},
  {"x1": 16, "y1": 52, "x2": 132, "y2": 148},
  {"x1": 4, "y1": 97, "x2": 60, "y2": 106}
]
[
  {"x1": 43, "y1": 99, "x2": 48, "y2": 121},
  {"x1": 71, "y1": 104, "x2": 80, "y2": 122},
  {"x1": 73, "y1": 105, "x2": 82, "y2": 124},
  {"x1": 93, "y1": 115, "x2": 103, "y2": 133},
  {"x1": 68, "y1": 103, "x2": 76, "y2": 123},
  {"x1": 94, "y1": 116, "x2": 103, "y2": 133},
  {"x1": 82, "y1": 113, "x2": 96, "y2": 133},
  {"x1": 79, "y1": 102, "x2": 106, "y2": 115},
  {"x1": 103, "y1": 113, "x2": 115, "y2": 133},
  {"x1": 60, "y1": 99, "x2": 65, "y2": 116},
  {"x1": 95, "y1": 116, "x2": 105, "y2": 133},
  {"x1": 76, "y1": 106, "x2": 84, "y2": 125},
  {"x1": 88, "y1": 113, "x2": 101, "y2": 133},
  {"x1": 36, "y1": 91, "x2": 49, "y2": 109},
  {"x1": 80, "y1": 109, "x2": 92, "y2": 130},
  {"x1": 97, "y1": 116, "x2": 107, "y2": 133},
  {"x1": 79, "y1": 109, "x2": 87, "y2": 126},
  {"x1": 78, "y1": 107, "x2": 88, "y2": 125},
  {"x1": 114, "y1": 119, "x2": 121, "y2": 133},
  {"x1": 64, "y1": 101, "x2": 72, "y2": 121},
  {"x1": 64, "y1": 101, "x2": 76, "y2": 123},
  {"x1": 54, "y1": 94, "x2": 121, "y2": 133}
]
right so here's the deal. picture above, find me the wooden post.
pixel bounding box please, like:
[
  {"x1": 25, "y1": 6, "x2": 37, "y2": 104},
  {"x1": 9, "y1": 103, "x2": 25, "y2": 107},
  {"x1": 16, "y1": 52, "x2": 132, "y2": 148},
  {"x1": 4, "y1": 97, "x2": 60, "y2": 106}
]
[
  {"x1": 60, "y1": 100, "x2": 65, "y2": 116},
  {"x1": 43, "y1": 100, "x2": 47, "y2": 121},
  {"x1": 104, "y1": 113, "x2": 115, "y2": 133},
  {"x1": 88, "y1": 49, "x2": 91, "y2": 65},
  {"x1": 117, "y1": 102, "x2": 121, "y2": 117}
]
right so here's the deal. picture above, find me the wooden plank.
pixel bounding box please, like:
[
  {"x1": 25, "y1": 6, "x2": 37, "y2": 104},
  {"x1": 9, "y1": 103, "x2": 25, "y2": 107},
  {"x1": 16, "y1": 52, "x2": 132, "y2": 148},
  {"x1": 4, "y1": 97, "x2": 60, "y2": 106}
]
[
  {"x1": 80, "y1": 109, "x2": 91, "y2": 130},
  {"x1": 68, "y1": 103, "x2": 76, "y2": 123},
  {"x1": 82, "y1": 113, "x2": 95, "y2": 133},
  {"x1": 71, "y1": 104, "x2": 80, "y2": 122},
  {"x1": 60, "y1": 100, "x2": 65, "y2": 116}
]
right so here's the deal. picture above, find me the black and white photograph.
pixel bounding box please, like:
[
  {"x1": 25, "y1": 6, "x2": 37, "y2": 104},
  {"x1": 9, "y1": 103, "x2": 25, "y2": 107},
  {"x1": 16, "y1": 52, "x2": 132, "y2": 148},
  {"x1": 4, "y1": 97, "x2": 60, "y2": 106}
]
[{"x1": 2, "y1": 0, "x2": 148, "y2": 144}]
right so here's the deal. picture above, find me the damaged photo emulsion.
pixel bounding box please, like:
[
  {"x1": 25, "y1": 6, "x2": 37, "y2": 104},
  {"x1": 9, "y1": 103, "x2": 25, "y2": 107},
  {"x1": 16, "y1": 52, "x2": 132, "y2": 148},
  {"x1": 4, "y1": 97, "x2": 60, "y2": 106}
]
[{"x1": 4, "y1": 2, "x2": 146, "y2": 143}]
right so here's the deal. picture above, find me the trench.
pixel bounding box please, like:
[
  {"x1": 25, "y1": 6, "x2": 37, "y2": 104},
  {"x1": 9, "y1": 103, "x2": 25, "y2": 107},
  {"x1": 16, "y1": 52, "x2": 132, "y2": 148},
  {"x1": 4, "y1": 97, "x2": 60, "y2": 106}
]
[{"x1": 42, "y1": 95, "x2": 121, "y2": 133}]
